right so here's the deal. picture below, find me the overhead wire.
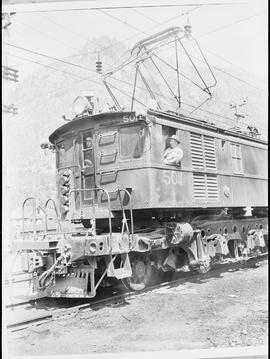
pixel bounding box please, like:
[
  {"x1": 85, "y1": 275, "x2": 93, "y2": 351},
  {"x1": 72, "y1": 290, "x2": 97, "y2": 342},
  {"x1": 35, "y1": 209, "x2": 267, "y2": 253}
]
[
  {"x1": 4, "y1": 52, "x2": 101, "y2": 85},
  {"x1": 102, "y1": 74, "x2": 267, "y2": 132},
  {"x1": 2, "y1": 2, "x2": 250, "y2": 14},
  {"x1": 7, "y1": 50, "x2": 266, "y2": 134},
  {"x1": 8, "y1": 44, "x2": 265, "y2": 132},
  {"x1": 201, "y1": 46, "x2": 265, "y2": 78},
  {"x1": 96, "y1": 6, "x2": 200, "y2": 69},
  {"x1": 197, "y1": 10, "x2": 267, "y2": 38},
  {"x1": 3, "y1": 41, "x2": 98, "y2": 75},
  {"x1": 96, "y1": 6, "x2": 266, "y2": 91},
  {"x1": 37, "y1": 13, "x2": 91, "y2": 42},
  {"x1": 5, "y1": 1, "x2": 265, "y2": 84},
  {"x1": 11, "y1": 6, "x2": 258, "y2": 93},
  {"x1": 5, "y1": 4, "x2": 266, "y2": 133},
  {"x1": 6, "y1": 39, "x2": 266, "y2": 133},
  {"x1": 106, "y1": 76, "x2": 267, "y2": 133},
  {"x1": 98, "y1": 9, "x2": 149, "y2": 36},
  {"x1": 95, "y1": 7, "x2": 267, "y2": 92},
  {"x1": 14, "y1": 18, "x2": 79, "y2": 52},
  {"x1": 67, "y1": 5, "x2": 200, "y2": 60}
]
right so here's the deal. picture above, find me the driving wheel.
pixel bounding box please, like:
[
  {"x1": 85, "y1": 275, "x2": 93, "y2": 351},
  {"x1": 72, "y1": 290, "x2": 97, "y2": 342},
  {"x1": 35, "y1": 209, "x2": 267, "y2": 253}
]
[{"x1": 122, "y1": 255, "x2": 152, "y2": 291}]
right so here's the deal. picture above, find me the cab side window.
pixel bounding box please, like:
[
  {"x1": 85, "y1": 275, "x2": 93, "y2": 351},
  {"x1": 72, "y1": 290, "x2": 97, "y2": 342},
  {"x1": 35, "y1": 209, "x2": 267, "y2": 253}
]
[
  {"x1": 82, "y1": 132, "x2": 93, "y2": 167},
  {"x1": 162, "y1": 125, "x2": 182, "y2": 166},
  {"x1": 162, "y1": 125, "x2": 177, "y2": 151},
  {"x1": 231, "y1": 142, "x2": 242, "y2": 173},
  {"x1": 119, "y1": 125, "x2": 145, "y2": 160}
]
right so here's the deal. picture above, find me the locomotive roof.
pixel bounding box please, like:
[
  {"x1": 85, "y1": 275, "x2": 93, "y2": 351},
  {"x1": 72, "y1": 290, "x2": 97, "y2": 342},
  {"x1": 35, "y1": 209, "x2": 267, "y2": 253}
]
[
  {"x1": 49, "y1": 111, "x2": 132, "y2": 143},
  {"x1": 149, "y1": 109, "x2": 267, "y2": 145},
  {"x1": 49, "y1": 109, "x2": 267, "y2": 146}
]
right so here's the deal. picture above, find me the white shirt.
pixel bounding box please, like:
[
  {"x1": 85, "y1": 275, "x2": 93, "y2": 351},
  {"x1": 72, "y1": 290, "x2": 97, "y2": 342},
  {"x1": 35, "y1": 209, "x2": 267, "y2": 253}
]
[{"x1": 163, "y1": 146, "x2": 183, "y2": 165}]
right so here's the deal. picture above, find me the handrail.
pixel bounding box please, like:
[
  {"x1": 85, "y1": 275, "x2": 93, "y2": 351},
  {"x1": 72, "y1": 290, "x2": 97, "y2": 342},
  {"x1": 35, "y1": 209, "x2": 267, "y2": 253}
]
[
  {"x1": 44, "y1": 198, "x2": 62, "y2": 233},
  {"x1": 22, "y1": 197, "x2": 36, "y2": 240},
  {"x1": 69, "y1": 187, "x2": 112, "y2": 240},
  {"x1": 117, "y1": 188, "x2": 134, "y2": 241}
]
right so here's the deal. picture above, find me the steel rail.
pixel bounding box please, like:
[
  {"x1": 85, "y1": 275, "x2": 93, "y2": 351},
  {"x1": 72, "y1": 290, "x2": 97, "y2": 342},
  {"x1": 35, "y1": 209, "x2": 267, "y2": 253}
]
[
  {"x1": 6, "y1": 252, "x2": 268, "y2": 333},
  {"x1": 4, "y1": 277, "x2": 31, "y2": 286}
]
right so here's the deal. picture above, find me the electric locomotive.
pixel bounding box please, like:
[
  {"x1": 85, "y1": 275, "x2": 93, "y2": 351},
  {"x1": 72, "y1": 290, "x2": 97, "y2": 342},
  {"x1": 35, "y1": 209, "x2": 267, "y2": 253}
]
[{"x1": 14, "y1": 27, "x2": 268, "y2": 298}]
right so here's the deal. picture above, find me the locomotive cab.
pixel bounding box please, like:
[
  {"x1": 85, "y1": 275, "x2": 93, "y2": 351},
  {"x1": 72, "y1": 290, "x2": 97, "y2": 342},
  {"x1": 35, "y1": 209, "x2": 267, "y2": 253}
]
[{"x1": 51, "y1": 111, "x2": 152, "y2": 231}]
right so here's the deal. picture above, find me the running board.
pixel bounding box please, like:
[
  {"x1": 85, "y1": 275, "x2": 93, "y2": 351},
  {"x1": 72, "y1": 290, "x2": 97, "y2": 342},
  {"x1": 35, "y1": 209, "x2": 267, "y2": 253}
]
[{"x1": 106, "y1": 253, "x2": 132, "y2": 279}]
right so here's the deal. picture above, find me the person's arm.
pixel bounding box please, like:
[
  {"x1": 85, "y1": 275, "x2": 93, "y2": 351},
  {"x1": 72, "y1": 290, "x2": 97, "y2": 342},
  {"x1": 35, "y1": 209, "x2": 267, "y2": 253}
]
[
  {"x1": 175, "y1": 147, "x2": 183, "y2": 163},
  {"x1": 164, "y1": 148, "x2": 183, "y2": 165},
  {"x1": 163, "y1": 148, "x2": 168, "y2": 158}
]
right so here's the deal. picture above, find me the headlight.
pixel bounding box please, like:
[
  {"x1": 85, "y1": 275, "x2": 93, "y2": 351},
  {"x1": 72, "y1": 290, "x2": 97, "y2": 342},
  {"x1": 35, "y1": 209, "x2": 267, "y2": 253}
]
[
  {"x1": 73, "y1": 96, "x2": 89, "y2": 116},
  {"x1": 73, "y1": 96, "x2": 94, "y2": 116}
]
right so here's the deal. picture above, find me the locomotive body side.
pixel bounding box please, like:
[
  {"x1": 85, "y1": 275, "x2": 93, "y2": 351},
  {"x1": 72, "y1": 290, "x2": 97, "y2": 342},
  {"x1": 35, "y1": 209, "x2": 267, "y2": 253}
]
[
  {"x1": 146, "y1": 112, "x2": 267, "y2": 213},
  {"x1": 51, "y1": 109, "x2": 267, "y2": 223}
]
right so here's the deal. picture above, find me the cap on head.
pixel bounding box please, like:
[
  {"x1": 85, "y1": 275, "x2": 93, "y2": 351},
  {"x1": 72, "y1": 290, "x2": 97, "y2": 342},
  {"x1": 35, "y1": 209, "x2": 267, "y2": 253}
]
[
  {"x1": 86, "y1": 137, "x2": 92, "y2": 141},
  {"x1": 169, "y1": 134, "x2": 181, "y2": 143}
]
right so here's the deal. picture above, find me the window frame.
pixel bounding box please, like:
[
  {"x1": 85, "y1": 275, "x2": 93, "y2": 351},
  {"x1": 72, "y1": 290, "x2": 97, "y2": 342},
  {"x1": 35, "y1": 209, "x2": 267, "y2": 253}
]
[
  {"x1": 55, "y1": 138, "x2": 75, "y2": 168},
  {"x1": 230, "y1": 142, "x2": 243, "y2": 174},
  {"x1": 81, "y1": 131, "x2": 94, "y2": 169},
  {"x1": 118, "y1": 123, "x2": 146, "y2": 162}
]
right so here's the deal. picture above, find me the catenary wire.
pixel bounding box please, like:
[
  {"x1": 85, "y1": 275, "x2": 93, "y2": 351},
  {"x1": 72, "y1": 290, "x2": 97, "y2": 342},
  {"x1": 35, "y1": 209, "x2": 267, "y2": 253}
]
[
  {"x1": 6, "y1": 52, "x2": 266, "y2": 134},
  {"x1": 4, "y1": 52, "x2": 101, "y2": 85},
  {"x1": 197, "y1": 10, "x2": 267, "y2": 38},
  {"x1": 5, "y1": 41, "x2": 266, "y2": 133},
  {"x1": 14, "y1": 18, "x2": 79, "y2": 52},
  {"x1": 6, "y1": 46, "x2": 266, "y2": 133},
  {"x1": 102, "y1": 8, "x2": 267, "y2": 91},
  {"x1": 69, "y1": 5, "x2": 264, "y2": 93},
  {"x1": 67, "y1": 5, "x2": 201, "y2": 59},
  {"x1": 4, "y1": 9, "x2": 266, "y2": 131},
  {"x1": 3, "y1": 42, "x2": 99, "y2": 75},
  {"x1": 2, "y1": 2, "x2": 251, "y2": 14}
]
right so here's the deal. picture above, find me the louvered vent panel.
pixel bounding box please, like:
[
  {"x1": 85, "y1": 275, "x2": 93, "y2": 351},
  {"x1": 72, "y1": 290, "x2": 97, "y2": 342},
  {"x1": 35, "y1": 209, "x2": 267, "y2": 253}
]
[
  {"x1": 193, "y1": 173, "x2": 206, "y2": 201},
  {"x1": 206, "y1": 175, "x2": 219, "y2": 200},
  {"x1": 190, "y1": 133, "x2": 204, "y2": 169},
  {"x1": 203, "y1": 136, "x2": 216, "y2": 169}
]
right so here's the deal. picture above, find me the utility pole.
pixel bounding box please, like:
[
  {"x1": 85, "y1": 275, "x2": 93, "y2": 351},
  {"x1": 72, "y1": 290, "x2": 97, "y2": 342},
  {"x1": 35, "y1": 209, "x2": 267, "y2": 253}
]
[{"x1": 2, "y1": 12, "x2": 19, "y2": 115}]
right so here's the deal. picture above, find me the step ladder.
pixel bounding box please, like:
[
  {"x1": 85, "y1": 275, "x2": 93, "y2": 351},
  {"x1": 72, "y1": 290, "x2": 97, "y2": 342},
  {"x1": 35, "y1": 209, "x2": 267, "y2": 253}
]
[{"x1": 106, "y1": 253, "x2": 132, "y2": 279}]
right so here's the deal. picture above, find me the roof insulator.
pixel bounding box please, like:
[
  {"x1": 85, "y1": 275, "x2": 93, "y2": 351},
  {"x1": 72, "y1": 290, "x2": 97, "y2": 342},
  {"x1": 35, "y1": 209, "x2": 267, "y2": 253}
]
[
  {"x1": 96, "y1": 52, "x2": 102, "y2": 74},
  {"x1": 184, "y1": 24, "x2": 192, "y2": 38}
]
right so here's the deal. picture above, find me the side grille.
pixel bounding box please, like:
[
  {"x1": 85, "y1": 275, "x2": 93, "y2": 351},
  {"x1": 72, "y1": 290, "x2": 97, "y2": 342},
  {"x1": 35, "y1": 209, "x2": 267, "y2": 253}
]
[
  {"x1": 190, "y1": 133, "x2": 204, "y2": 169},
  {"x1": 193, "y1": 173, "x2": 219, "y2": 201},
  {"x1": 204, "y1": 136, "x2": 216, "y2": 169},
  {"x1": 190, "y1": 133, "x2": 216, "y2": 170},
  {"x1": 206, "y1": 175, "x2": 219, "y2": 200},
  {"x1": 193, "y1": 173, "x2": 206, "y2": 201}
]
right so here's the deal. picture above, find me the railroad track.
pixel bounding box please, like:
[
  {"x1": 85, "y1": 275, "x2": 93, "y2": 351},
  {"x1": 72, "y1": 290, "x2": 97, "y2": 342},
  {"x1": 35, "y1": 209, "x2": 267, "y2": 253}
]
[
  {"x1": 4, "y1": 277, "x2": 32, "y2": 287},
  {"x1": 4, "y1": 271, "x2": 32, "y2": 286},
  {"x1": 6, "y1": 253, "x2": 268, "y2": 333}
]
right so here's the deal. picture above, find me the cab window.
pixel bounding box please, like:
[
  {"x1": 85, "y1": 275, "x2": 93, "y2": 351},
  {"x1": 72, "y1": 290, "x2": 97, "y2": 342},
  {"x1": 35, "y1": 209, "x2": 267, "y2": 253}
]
[
  {"x1": 119, "y1": 125, "x2": 145, "y2": 160},
  {"x1": 56, "y1": 139, "x2": 73, "y2": 168},
  {"x1": 82, "y1": 132, "x2": 93, "y2": 167},
  {"x1": 162, "y1": 125, "x2": 177, "y2": 150}
]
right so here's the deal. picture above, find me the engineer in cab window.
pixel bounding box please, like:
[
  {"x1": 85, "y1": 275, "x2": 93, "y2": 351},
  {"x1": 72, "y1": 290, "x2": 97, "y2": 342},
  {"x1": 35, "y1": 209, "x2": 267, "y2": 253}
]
[
  {"x1": 84, "y1": 137, "x2": 93, "y2": 167},
  {"x1": 163, "y1": 134, "x2": 183, "y2": 166}
]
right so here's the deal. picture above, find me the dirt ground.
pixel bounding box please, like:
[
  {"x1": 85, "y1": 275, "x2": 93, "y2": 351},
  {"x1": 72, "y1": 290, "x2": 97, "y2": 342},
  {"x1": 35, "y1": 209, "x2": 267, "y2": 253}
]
[{"x1": 6, "y1": 260, "x2": 268, "y2": 356}]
